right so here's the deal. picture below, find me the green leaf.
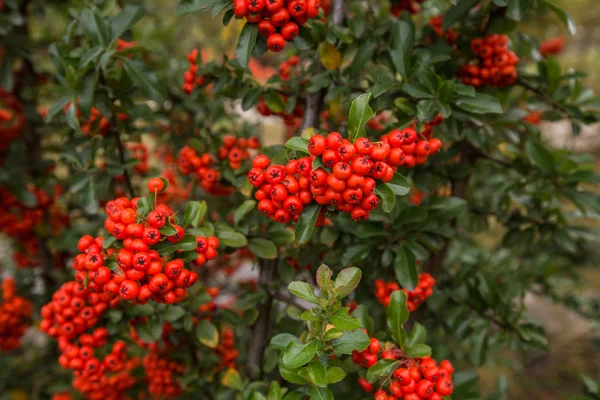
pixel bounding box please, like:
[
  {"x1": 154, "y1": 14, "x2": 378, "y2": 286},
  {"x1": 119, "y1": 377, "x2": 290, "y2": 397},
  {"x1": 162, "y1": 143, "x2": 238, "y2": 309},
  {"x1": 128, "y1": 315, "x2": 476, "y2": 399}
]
[
  {"x1": 405, "y1": 322, "x2": 427, "y2": 348},
  {"x1": 285, "y1": 137, "x2": 310, "y2": 154},
  {"x1": 221, "y1": 367, "x2": 244, "y2": 391},
  {"x1": 307, "y1": 361, "x2": 328, "y2": 388},
  {"x1": 279, "y1": 364, "x2": 308, "y2": 385},
  {"x1": 309, "y1": 387, "x2": 333, "y2": 400},
  {"x1": 387, "y1": 291, "x2": 409, "y2": 346},
  {"x1": 331, "y1": 329, "x2": 370, "y2": 355},
  {"x1": 136, "y1": 320, "x2": 163, "y2": 343},
  {"x1": 406, "y1": 344, "x2": 432, "y2": 358},
  {"x1": 390, "y1": 18, "x2": 414, "y2": 78},
  {"x1": 506, "y1": 0, "x2": 529, "y2": 20},
  {"x1": 333, "y1": 267, "x2": 362, "y2": 299},
  {"x1": 270, "y1": 333, "x2": 300, "y2": 350},
  {"x1": 288, "y1": 281, "x2": 319, "y2": 304},
  {"x1": 183, "y1": 200, "x2": 207, "y2": 228},
  {"x1": 330, "y1": 308, "x2": 362, "y2": 331},
  {"x1": 110, "y1": 5, "x2": 146, "y2": 41},
  {"x1": 163, "y1": 306, "x2": 186, "y2": 322},
  {"x1": 217, "y1": 230, "x2": 248, "y2": 248},
  {"x1": 443, "y1": 0, "x2": 480, "y2": 30},
  {"x1": 316, "y1": 264, "x2": 334, "y2": 298},
  {"x1": 367, "y1": 360, "x2": 401, "y2": 383},
  {"x1": 325, "y1": 367, "x2": 346, "y2": 384},
  {"x1": 402, "y1": 83, "x2": 434, "y2": 99},
  {"x1": 174, "y1": 0, "x2": 219, "y2": 15},
  {"x1": 526, "y1": 140, "x2": 555, "y2": 175},
  {"x1": 80, "y1": 8, "x2": 110, "y2": 47},
  {"x1": 456, "y1": 93, "x2": 503, "y2": 114},
  {"x1": 234, "y1": 200, "x2": 256, "y2": 226},
  {"x1": 417, "y1": 99, "x2": 439, "y2": 122},
  {"x1": 374, "y1": 181, "x2": 396, "y2": 212},
  {"x1": 394, "y1": 245, "x2": 418, "y2": 291},
  {"x1": 539, "y1": 0, "x2": 576, "y2": 35},
  {"x1": 387, "y1": 173, "x2": 410, "y2": 196},
  {"x1": 195, "y1": 320, "x2": 219, "y2": 348},
  {"x1": 45, "y1": 96, "x2": 72, "y2": 123},
  {"x1": 347, "y1": 42, "x2": 377, "y2": 77},
  {"x1": 264, "y1": 90, "x2": 285, "y2": 113},
  {"x1": 153, "y1": 234, "x2": 197, "y2": 255},
  {"x1": 348, "y1": 92, "x2": 374, "y2": 142},
  {"x1": 65, "y1": 101, "x2": 81, "y2": 131},
  {"x1": 295, "y1": 203, "x2": 321, "y2": 244},
  {"x1": 471, "y1": 329, "x2": 488, "y2": 366},
  {"x1": 236, "y1": 22, "x2": 259, "y2": 68},
  {"x1": 242, "y1": 87, "x2": 262, "y2": 111},
  {"x1": 122, "y1": 58, "x2": 168, "y2": 102},
  {"x1": 248, "y1": 238, "x2": 278, "y2": 259},
  {"x1": 268, "y1": 381, "x2": 282, "y2": 400},
  {"x1": 282, "y1": 340, "x2": 318, "y2": 369}
]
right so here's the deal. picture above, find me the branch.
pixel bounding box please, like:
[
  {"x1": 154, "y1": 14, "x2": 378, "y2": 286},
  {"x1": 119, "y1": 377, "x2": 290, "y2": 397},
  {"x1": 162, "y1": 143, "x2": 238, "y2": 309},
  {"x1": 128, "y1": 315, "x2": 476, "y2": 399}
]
[
  {"x1": 517, "y1": 78, "x2": 574, "y2": 121},
  {"x1": 111, "y1": 121, "x2": 136, "y2": 198},
  {"x1": 271, "y1": 292, "x2": 311, "y2": 312},
  {"x1": 247, "y1": 259, "x2": 277, "y2": 380}
]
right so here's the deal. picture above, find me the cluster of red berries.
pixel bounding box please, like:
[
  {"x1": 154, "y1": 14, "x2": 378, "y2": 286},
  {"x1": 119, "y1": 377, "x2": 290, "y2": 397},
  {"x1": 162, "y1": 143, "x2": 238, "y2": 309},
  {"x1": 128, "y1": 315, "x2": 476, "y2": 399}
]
[
  {"x1": 198, "y1": 287, "x2": 220, "y2": 313},
  {"x1": 183, "y1": 49, "x2": 207, "y2": 95},
  {"x1": 257, "y1": 95, "x2": 304, "y2": 128},
  {"x1": 523, "y1": 110, "x2": 542, "y2": 125},
  {"x1": 63, "y1": 103, "x2": 127, "y2": 136},
  {"x1": 375, "y1": 273, "x2": 435, "y2": 311},
  {"x1": 215, "y1": 327, "x2": 239, "y2": 369},
  {"x1": 127, "y1": 142, "x2": 150, "y2": 175},
  {"x1": 41, "y1": 281, "x2": 139, "y2": 398},
  {"x1": 307, "y1": 133, "x2": 400, "y2": 220},
  {"x1": 459, "y1": 34, "x2": 519, "y2": 88},
  {"x1": 71, "y1": 342, "x2": 139, "y2": 400},
  {"x1": 248, "y1": 154, "x2": 314, "y2": 223},
  {"x1": 217, "y1": 135, "x2": 261, "y2": 169},
  {"x1": 277, "y1": 55, "x2": 301, "y2": 80},
  {"x1": 233, "y1": 0, "x2": 321, "y2": 52},
  {"x1": 380, "y1": 124, "x2": 442, "y2": 169},
  {"x1": 178, "y1": 146, "x2": 234, "y2": 196},
  {"x1": 0, "y1": 89, "x2": 25, "y2": 161},
  {"x1": 428, "y1": 16, "x2": 458, "y2": 45},
  {"x1": 352, "y1": 338, "x2": 454, "y2": 399},
  {"x1": 143, "y1": 352, "x2": 185, "y2": 397},
  {"x1": 390, "y1": 0, "x2": 427, "y2": 16},
  {"x1": 0, "y1": 185, "x2": 69, "y2": 268},
  {"x1": 540, "y1": 36, "x2": 565, "y2": 57},
  {"x1": 72, "y1": 180, "x2": 214, "y2": 304},
  {"x1": 0, "y1": 278, "x2": 33, "y2": 351}
]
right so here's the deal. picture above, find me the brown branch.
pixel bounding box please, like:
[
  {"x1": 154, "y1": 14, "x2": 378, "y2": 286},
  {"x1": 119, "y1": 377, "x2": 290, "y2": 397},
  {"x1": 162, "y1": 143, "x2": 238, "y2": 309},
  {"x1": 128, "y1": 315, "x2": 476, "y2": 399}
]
[
  {"x1": 247, "y1": 259, "x2": 277, "y2": 380},
  {"x1": 427, "y1": 141, "x2": 479, "y2": 276},
  {"x1": 271, "y1": 292, "x2": 311, "y2": 312}
]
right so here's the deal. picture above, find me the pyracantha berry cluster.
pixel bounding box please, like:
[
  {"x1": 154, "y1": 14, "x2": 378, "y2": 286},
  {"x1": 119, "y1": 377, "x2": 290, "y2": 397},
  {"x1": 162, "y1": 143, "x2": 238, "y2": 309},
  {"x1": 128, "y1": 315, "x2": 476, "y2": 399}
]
[
  {"x1": 390, "y1": 0, "x2": 427, "y2": 16},
  {"x1": 127, "y1": 142, "x2": 150, "y2": 175},
  {"x1": 428, "y1": 16, "x2": 458, "y2": 45},
  {"x1": 143, "y1": 352, "x2": 185, "y2": 397},
  {"x1": 381, "y1": 123, "x2": 443, "y2": 169},
  {"x1": 277, "y1": 55, "x2": 301, "y2": 80},
  {"x1": 523, "y1": 110, "x2": 542, "y2": 125},
  {"x1": 40, "y1": 281, "x2": 139, "y2": 399},
  {"x1": 353, "y1": 338, "x2": 454, "y2": 400},
  {"x1": 248, "y1": 154, "x2": 315, "y2": 223},
  {"x1": 0, "y1": 89, "x2": 25, "y2": 162},
  {"x1": 178, "y1": 146, "x2": 234, "y2": 196},
  {"x1": 215, "y1": 327, "x2": 240, "y2": 369},
  {"x1": 0, "y1": 185, "x2": 69, "y2": 268},
  {"x1": 63, "y1": 103, "x2": 128, "y2": 136},
  {"x1": 540, "y1": 36, "x2": 565, "y2": 57},
  {"x1": 257, "y1": 94, "x2": 305, "y2": 128},
  {"x1": 183, "y1": 49, "x2": 207, "y2": 95},
  {"x1": 233, "y1": 0, "x2": 322, "y2": 52},
  {"x1": 217, "y1": 135, "x2": 261, "y2": 170},
  {"x1": 72, "y1": 180, "x2": 213, "y2": 304},
  {"x1": 459, "y1": 34, "x2": 519, "y2": 88},
  {"x1": 375, "y1": 273, "x2": 435, "y2": 311},
  {"x1": 0, "y1": 278, "x2": 33, "y2": 351}
]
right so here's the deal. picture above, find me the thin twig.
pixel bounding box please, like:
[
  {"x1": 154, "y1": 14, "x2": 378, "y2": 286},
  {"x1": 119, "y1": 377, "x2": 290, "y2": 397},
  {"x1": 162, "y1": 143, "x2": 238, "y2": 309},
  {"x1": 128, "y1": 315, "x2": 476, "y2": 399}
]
[
  {"x1": 518, "y1": 78, "x2": 574, "y2": 121},
  {"x1": 271, "y1": 292, "x2": 311, "y2": 311}
]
